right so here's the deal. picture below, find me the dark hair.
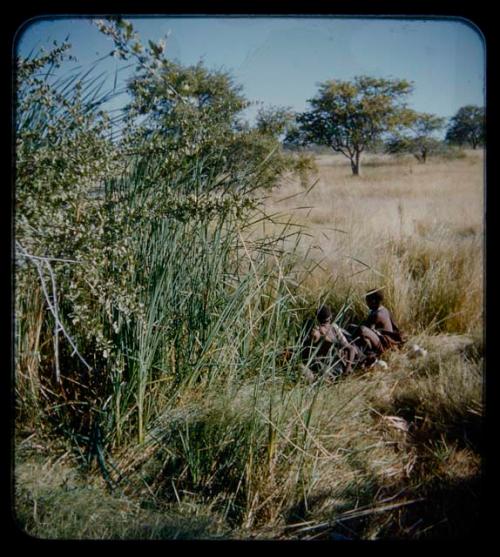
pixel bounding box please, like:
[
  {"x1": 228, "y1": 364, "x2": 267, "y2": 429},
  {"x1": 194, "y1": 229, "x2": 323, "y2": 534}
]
[
  {"x1": 366, "y1": 290, "x2": 384, "y2": 305},
  {"x1": 316, "y1": 305, "x2": 332, "y2": 323}
]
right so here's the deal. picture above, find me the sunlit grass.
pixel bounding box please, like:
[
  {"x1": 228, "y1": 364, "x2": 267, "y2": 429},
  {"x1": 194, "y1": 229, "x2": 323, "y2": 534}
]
[
  {"x1": 264, "y1": 150, "x2": 484, "y2": 336},
  {"x1": 15, "y1": 47, "x2": 484, "y2": 540}
]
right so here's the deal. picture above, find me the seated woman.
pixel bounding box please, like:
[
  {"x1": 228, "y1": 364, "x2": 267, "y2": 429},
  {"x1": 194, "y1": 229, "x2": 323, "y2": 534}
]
[
  {"x1": 354, "y1": 289, "x2": 405, "y2": 365},
  {"x1": 300, "y1": 305, "x2": 360, "y2": 381}
]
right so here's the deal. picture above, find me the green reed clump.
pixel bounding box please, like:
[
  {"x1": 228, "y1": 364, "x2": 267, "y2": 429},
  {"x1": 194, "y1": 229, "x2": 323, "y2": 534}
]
[
  {"x1": 15, "y1": 38, "x2": 332, "y2": 536},
  {"x1": 15, "y1": 33, "x2": 301, "y2": 451}
]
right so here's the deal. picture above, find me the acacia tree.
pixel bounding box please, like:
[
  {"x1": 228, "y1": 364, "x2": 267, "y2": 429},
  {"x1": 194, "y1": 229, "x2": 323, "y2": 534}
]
[
  {"x1": 94, "y1": 19, "x2": 293, "y2": 192},
  {"x1": 386, "y1": 111, "x2": 446, "y2": 163},
  {"x1": 445, "y1": 105, "x2": 485, "y2": 149},
  {"x1": 286, "y1": 76, "x2": 414, "y2": 175},
  {"x1": 255, "y1": 105, "x2": 295, "y2": 138}
]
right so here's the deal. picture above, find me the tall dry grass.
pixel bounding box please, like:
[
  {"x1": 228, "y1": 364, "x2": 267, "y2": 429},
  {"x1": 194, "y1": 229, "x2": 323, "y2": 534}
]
[
  {"x1": 15, "y1": 152, "x2": 484, "y2": 541},
  {"x1": 15, "y1": 149, "x2": 484, "y2": 540},
  {"x1": 265, "y1": 150, "x2": 484, "y2": 335},
  {"x1": 16, "y1": 329, "x2": 483, "y2": 539},
  {"x1": 15, "y1": 47, "x2": 484, "y2": 540}
]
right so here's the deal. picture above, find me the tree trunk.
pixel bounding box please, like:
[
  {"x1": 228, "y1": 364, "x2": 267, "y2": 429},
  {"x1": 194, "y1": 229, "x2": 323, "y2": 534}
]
[
  {"x1": 414, "y1": 150, "x2": 426, "y2": 164},
  {"x1": 351, "y1": 150, "x2": 361, "y2": 175}
]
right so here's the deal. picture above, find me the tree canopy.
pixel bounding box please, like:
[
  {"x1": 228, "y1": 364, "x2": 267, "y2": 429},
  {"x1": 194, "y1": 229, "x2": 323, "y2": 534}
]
[
  {"x1": 255, "y1": 105, "x2": 295, "y2": 138},
  {"x1": 286, "y1": 76, "x2": 414, "y2": 175},
  {"x1": 445, "y1": 105, "x2": 485, "y2": 149},
  {"x1": 386, "y1": 111, "x2": 446, "y2": 163},
  {"x1": 94, "y1": 18, "x2": 295, "y2": 193}
]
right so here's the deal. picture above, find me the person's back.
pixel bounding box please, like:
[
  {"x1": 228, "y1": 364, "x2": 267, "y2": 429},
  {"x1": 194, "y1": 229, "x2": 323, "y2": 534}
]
[
  {"x1": 365, "y1": 305, "x2": 396, "y2": 333},
  {"x1": 356, "y1": 290, "x2": 404, "y2": 361}
]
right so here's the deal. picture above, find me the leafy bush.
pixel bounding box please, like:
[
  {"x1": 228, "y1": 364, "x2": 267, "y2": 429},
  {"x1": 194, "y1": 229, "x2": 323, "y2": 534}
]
[{"x1": 15, "y1": 20, "x2": 313, "y2": 460}]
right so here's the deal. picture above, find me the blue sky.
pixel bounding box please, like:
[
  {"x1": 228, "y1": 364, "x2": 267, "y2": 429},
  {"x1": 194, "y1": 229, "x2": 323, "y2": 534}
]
[{"x1": 16, "y1": 16, "x2": 485, "y2": 125}]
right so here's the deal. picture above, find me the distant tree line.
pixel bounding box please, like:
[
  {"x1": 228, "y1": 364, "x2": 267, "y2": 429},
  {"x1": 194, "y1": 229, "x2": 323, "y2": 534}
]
[{"x1": 277, "y1": 75, "x2": 485, "y2": 175}]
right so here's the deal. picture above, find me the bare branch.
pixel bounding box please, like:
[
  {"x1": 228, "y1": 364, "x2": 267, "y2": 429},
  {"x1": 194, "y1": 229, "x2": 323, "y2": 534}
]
[{"x1": 16, "y1": 241, "x2": 93, "y2": 379}]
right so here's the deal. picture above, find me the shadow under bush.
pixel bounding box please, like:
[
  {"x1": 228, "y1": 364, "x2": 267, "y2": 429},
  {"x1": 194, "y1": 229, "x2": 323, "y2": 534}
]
[{"x1": 139, "y1": 406, "x2": 267, "y2": 524}]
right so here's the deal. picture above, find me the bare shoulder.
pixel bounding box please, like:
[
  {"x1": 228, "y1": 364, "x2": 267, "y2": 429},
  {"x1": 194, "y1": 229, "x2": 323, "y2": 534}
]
[
  {"x1": 378, "y1": 306, "x2": 391, "y2": 318},
  {"x1": 376, "y1": 306, "x2": 394, "y2": 329}
]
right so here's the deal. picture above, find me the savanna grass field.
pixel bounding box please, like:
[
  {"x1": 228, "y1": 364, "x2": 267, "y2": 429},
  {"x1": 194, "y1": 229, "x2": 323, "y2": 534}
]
[{"x1": 15, "y1": 147, "x2": 484, "y2": 541}]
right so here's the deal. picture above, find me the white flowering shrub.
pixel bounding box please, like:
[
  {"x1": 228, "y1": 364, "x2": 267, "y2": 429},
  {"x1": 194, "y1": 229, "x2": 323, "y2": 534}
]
[{"x1": 15, "y1": 20, "x2": 302, "y2": 451}]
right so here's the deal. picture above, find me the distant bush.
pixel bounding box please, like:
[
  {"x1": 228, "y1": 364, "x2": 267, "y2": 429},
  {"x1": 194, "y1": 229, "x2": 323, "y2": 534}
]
[
  {"x1": 290, "y1": 152, "x2": 318, "y2": 188},
  {"x1": 435, "y1": 145, "x2": 467, "y2": 160}
]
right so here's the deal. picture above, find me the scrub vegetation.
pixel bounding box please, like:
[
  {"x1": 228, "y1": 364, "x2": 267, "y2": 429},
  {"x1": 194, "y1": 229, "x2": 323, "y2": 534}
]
[{"x1": 14, "y1": 19, "x2": 484, "y2": 540}]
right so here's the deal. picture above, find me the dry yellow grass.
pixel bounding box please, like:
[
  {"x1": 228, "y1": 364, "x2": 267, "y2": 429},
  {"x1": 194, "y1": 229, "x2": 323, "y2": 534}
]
[
  {"x1": 14, "y1": 150, "x2": 485, "y2": 541},
  {"x1": 281, "y1": 152, "x2": 482, "y2": 233},
  {"x1": 263, "y1": 150, "x2": 484, "y2": 335}
]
